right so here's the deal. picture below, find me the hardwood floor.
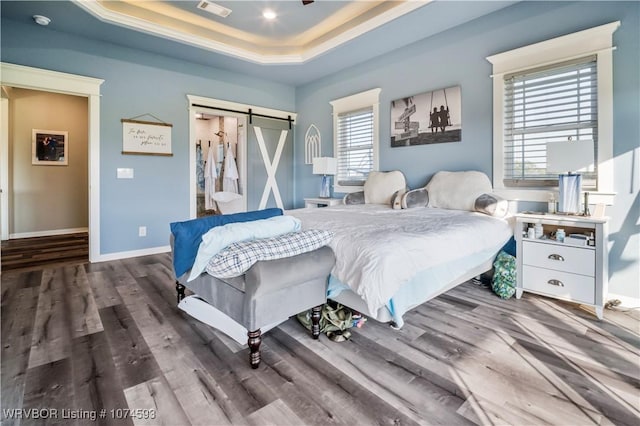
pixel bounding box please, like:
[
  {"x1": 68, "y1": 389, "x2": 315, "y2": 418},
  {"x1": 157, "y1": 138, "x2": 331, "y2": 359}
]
[
  {"x1": 1, "y1": 233, "x2": 89, "y2": 271},
  {"x1": 1, "y1": 253, "x2": 638, "y2": 425}
]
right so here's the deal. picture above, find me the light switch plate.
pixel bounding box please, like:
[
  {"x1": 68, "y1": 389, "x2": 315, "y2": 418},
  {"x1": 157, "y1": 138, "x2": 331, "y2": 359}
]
[{"x1": 117, "y1": 168, "x2": 134, "y2": 179}]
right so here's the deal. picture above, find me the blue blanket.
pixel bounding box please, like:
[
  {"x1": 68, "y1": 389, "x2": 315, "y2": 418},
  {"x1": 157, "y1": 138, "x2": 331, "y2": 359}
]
[{"x1": 170, "y1": 208, "x2": 282, "y2": 277}]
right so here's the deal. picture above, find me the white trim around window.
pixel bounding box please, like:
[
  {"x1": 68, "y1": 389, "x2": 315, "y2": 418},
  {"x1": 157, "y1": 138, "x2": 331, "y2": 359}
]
[
  {"x1": 487, "y1": 21, "x2": 619, "y2": 205},
  {"x1": 330, "y1": 88, "x2": 381, "y2": 193}
]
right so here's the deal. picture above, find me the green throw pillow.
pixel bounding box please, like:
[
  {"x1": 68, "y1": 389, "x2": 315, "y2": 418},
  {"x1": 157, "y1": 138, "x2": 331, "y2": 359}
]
[{"x1": 492, "y1": 250, "x2": 516, "y2": 299}]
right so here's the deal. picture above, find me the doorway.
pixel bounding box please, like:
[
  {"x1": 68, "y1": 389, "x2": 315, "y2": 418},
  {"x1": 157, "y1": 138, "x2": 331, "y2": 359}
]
[
  {"x1": 2, "y1": 87, "x2": 89, "y2": 238},
  {"x1": 0, "y1": 62, "x2": 103, "y2": 262},
  {"x1": 193, "y1": 111, "x2": 246, "y2": 217},
  {"x1": 187, "y1": 94, "x2": 297, "y2": 219}
]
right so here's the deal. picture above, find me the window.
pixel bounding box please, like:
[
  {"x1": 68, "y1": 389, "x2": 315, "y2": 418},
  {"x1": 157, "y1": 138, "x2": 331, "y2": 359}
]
[
  {"x1": 487, "y1": 22, "x2": 619, "y2": 204},
  {"x1": 330, "y1": 88, "x2": 381, "y2": 193},
  {"x1": 336, "y1": 107, "x2": 374, "y2": 186},
  {"x1": 504, "y1": 57, "x2": 598, "y2": 188}
]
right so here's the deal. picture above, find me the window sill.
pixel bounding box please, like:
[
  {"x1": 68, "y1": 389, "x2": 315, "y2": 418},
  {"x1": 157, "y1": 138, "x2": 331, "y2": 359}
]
[
  {"x1": 333, "y1": 184, "x2": 363, "y2": 194},
  {"x1": 494, "y1": 188, "x2": 616, "y2": 206}
]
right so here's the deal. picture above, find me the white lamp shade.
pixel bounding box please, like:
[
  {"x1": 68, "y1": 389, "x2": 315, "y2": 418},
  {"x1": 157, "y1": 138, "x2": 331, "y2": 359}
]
[
  {"x1": 312, "y1": 157, "x2": 337, "y2": 175},
  {"x1": 547, "y1": 140, "x2": 595, "y2": 173}
]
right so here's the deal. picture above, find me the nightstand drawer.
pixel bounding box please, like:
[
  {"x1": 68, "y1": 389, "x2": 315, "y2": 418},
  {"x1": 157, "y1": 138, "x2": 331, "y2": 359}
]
[
  {"x1": 522, "y1": 241, "x2": 595, "y2": 277},
  {"x1": 522, "y1": 265, "x2": 595, "y2": 304}
]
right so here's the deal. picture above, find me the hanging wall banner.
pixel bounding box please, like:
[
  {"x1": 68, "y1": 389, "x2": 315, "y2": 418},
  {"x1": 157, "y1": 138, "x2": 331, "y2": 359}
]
[
  {"x1": 121, "y1": 119, "x2": 173, "y2": 156},
  {"x1": 390, "y1": 85, "x2": 461, "y2": 147}
]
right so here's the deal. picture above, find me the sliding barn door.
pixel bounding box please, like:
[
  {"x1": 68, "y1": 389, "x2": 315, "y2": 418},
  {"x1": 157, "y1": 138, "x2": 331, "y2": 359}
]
[{"x1": 246, "y1": 117, "x2": 293, "y2": 211}]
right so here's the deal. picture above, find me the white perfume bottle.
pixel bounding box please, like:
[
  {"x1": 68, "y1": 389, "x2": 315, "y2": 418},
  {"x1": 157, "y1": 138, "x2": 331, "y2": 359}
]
[
  {"x1": 535, "y1": 223, "x2": 543, "y2": 239},
  {"x1": 527, "y1": 226, "x2": 535, "y2": 239},
  {"x1": 548, "y1": 195, "x2": 556, "y2": 214}
]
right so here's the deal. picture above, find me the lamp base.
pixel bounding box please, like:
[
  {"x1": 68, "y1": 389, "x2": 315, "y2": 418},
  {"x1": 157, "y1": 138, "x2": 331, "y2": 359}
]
[
  {"x1": 558, "y1": 174, "x2": 581, "y2": 214},
  {"x1": 319, "y1": 175, "x2": 331, "y2": 198}
]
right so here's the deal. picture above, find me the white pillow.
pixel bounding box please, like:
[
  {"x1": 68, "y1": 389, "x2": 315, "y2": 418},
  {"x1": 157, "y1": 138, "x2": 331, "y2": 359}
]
[
  {"x1": 426, "y1": 171, "x2": 492, "y2": 211},
  {"x1": 364, "y1": 171, "x2": 407, "y2": 205}
]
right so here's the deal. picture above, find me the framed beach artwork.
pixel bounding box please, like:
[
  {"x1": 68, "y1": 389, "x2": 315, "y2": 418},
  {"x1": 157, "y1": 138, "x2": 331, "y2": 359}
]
[
  {"x1": 32, "y1": 129, "x2": 68, "y2": 165},
  {"x1": 390, "y1": 85, "x2": 462, "y2": 147}
]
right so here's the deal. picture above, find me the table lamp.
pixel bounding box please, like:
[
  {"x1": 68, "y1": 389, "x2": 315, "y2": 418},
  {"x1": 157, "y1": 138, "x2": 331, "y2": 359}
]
[
  {"x1": 546, "y1": 139, "x2": 594, "y2": 214},
  {"x1": 312, "y1": 157, "x2": 337, "y2": 198}
]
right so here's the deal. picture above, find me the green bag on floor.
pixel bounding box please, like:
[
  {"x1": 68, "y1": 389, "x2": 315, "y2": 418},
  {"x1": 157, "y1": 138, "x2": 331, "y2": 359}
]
[
  {"x1": 492, "y1": 250, "x2": 517, "y2": 299},
  {"x1": 297, "y1": 302, "x2": 353, "y2": 335}
]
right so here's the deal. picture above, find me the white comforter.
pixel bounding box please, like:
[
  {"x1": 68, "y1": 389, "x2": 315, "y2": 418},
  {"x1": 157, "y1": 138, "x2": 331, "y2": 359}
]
[{"x1": 288, "y1": 204, "x2": 512, "y2": 315}]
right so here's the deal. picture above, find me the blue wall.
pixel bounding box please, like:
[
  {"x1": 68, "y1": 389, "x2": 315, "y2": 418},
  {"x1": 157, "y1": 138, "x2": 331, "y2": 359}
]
[
  {"x1": 1, "y1": 19, "x2": 295, "y2": 255},
  {"x1": 2, "y1": 2, "x2": 638, "y2": 301},
  {"x1": 294, "y1": 1, "x2": 639, "y2": 300}
]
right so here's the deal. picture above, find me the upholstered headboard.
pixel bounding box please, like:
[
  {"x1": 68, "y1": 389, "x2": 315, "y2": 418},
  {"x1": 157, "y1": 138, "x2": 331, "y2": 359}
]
[
  {"x1": 343, "y1": 170, "x2": 407, "y2": 206},
  {"x1": 425, "y1": 171, "x2": 492, "y2": 211}
]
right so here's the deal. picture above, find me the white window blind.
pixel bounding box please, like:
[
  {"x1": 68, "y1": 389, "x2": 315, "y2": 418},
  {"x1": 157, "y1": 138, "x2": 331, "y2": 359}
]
[
  {"x1": 336, "y1": 107, "x2": 374, "y2": 186},
  {"x1": 503, "y1": 56, "x2": 598, "y2": 187}
]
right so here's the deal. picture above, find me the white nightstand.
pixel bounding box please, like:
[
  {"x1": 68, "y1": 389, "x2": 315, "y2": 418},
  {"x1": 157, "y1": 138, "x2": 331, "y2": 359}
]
[
  {"x1": 304, "y1": 197, "x2": 343, "y2": 208},
  {"x1": 515, "y1": 213, "x2": 609, "y2": 319}
]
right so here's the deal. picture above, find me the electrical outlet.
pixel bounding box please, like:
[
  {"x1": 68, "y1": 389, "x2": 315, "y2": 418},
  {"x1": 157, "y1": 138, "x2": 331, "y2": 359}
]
[{"x1": 138, "y1": 226, "x2": 147, "y2": 237}]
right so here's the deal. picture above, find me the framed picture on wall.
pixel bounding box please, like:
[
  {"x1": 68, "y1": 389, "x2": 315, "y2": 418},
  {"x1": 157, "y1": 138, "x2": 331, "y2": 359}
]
[
  {"x1": 32, "y1": 129, "x2": 68, "y2": 166},
  {"x1": 391, "y1": 85, "x2": 462, "y2": 147}
]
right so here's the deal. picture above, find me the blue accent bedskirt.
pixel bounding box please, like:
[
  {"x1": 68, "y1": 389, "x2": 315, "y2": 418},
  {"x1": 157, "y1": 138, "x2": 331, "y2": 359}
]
[{"x1": 327, "y1": 244, "x2": 503, "y2": 328}]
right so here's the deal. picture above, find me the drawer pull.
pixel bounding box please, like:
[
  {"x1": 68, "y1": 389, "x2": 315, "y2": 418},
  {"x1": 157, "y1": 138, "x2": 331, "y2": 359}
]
[
  {"x1": 547, "y1": 279, "x2": 564, "y2": 287},
  {"x1": 548, "y1": 254, "x2": 565, "y2": 261}
]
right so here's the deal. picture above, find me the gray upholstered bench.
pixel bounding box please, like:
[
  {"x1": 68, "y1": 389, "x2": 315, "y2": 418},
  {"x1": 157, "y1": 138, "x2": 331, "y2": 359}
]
[{"x1": 174, "y1": 246, "x2": 335, "y2": 368}]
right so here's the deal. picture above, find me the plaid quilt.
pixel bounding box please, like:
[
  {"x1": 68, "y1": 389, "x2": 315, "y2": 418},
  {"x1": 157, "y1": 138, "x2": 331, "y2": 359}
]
[{"x1": 206, "y1": 229, "x2": 334, "y2": 278}]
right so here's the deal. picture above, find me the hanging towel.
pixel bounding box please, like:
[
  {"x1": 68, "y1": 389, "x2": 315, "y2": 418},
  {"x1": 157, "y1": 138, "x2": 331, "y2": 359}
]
[
  {"x1": 223, "y1": 144, "x2": 239, "y2": 194},
  {"x1": 196, "y1": 144, "x2": 205, "y2": 192},
  {"x1": 204, "y1": 145, "x2": 217, "y2": 210}
]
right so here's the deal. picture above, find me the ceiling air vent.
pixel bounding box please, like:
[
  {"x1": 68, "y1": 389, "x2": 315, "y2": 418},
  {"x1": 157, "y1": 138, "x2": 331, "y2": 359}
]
[{"x1": 197, "y1": 1, "x2": 232, "y2": 18}]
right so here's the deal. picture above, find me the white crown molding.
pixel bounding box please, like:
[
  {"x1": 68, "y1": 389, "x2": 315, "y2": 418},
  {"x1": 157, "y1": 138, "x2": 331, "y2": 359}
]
[
  {"x1": 300, "y1": 1, "x2": 429, "y2": 62},
  {"x1": 72, "y1": 0, "x2": 429, "y2": 65}
]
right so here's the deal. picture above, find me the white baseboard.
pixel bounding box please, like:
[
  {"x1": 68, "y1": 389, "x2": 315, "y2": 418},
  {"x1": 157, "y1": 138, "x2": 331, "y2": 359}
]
[
  {"x1": 607, "y1": 292, "x2": 640, "y2": 309},
  {"x1": 9, "y1": 227, "x2": 88, "y2": 239},
  {"x1": 95, "y1": 245, "x2": 171, "y2": 263}
]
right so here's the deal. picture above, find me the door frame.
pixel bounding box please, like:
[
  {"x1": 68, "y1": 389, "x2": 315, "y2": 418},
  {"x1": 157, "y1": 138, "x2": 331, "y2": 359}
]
[
  {"x1": 0, "y1": 94, "x2": 8, "y2": 240},
  {"x1": 186, "y1": 95, "x2": 296, "y2": 218},
  {"x1": 0, "y1": 62, "x2": 104, "y2": 262}
]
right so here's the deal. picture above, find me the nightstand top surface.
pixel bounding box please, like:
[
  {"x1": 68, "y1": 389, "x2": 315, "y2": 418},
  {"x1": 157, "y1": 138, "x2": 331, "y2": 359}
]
[{"x1": 515, "y1": 212, "x2": 608, "y2": 224}]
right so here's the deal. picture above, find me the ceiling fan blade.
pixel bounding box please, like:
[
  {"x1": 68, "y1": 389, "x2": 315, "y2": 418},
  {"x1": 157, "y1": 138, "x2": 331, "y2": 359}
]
[{"x1": 302, "y1": 1, "x2": 314, "y2": 5}]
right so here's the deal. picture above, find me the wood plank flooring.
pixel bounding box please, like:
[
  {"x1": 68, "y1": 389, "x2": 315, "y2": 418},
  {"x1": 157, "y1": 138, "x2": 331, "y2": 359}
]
[
  {"x1": 1, "y1": 253, "x2": 638, "y2": 425},
  {"x1": 1, "y1": 233, "x2": 88, "y2": 271}
]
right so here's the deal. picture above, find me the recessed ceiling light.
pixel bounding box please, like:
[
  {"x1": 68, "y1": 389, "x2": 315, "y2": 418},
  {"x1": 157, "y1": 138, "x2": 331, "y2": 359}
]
[
  {"x1": 33, "y1": 15, "x2": 51, "y2": 26},
  {"x1": 263, "y1": 10, "x2": 277, "y2": 20}
]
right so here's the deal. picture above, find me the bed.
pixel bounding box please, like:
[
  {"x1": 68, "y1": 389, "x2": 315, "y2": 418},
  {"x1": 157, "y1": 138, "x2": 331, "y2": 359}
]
[{"x1": 287, "y1": 171, "x2": 514, "y2": 328}]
